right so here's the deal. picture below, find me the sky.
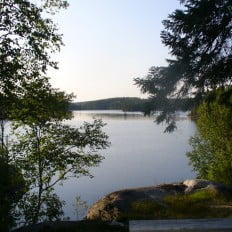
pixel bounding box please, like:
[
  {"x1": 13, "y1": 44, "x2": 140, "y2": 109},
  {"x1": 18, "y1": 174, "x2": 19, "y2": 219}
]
[{"x1": 48, "y1": 0, "x2": 182, "y2": 102}]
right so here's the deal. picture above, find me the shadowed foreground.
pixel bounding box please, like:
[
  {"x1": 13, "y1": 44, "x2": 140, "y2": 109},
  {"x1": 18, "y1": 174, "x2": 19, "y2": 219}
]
[
  {"x1": 13, "y1": 220, "x2": 128, "y2": 232},
  {"x1": 130, "y1": 218, "x2": 232, "y2": 232}
]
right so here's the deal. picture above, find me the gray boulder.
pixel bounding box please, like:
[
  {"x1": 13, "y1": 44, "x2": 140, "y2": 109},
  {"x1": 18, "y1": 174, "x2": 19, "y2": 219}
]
[
  {"x1": 87, "y1": 183, "x2": 185, "y2": 220},
  {"x1": 87, "y1": 179, "x2": 231, "y2": 221}
]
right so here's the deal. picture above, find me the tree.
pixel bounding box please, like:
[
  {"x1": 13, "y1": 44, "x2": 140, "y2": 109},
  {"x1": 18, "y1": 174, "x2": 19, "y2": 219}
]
[
  {"x1": 135, "y1": 0, "x2": 232, "y2": 131},
  {"x1": 0, "y1": 0, "x2": 70, "y2": 147},
  {"x1": 0, "y1": 1, "x2": 68, "y2": 226},
  {"x1": 0, "y1": 0, "x2": 69, "y2": 152},
  {"x1": 13, "y1": 119, "x2": 109, "y2": 224},
  {"x1": 9, "y1": 78, "x2": 73, "y2": 124},
  {"x1": 0, "y1": 150, "x2": 26, "y2": 231},
  {"x1": 0, "y1": 0, "x2": 70, "y2": 161},
  {"x1": 0, "y1": 0, "x2": 110, "y2": 227},
  {"x1": 0, "y1": 0, "x2": 69, "y2": 96},
  {"x1": 0, "y1": 0, "x2": 106, "y2": 227},
  {"x1": 187, "y1": 87, "x2": 232, "y2": 185},
  {"x1": 0, "y1": 93, "x2": 27, "y2": 231},
  {"x1": 8, "y1": 82, "x2": 109, "y2": 225}
]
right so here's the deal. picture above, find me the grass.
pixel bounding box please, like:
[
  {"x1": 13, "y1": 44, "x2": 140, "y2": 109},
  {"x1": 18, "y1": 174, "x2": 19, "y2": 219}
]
[{"x1": 120, "y1": 188, "x2": 232, "y2": 220}]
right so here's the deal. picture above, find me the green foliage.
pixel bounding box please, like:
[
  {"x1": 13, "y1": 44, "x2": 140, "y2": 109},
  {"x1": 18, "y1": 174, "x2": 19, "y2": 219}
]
[
  {"x1": 0, "y1": 151, "x2": 26, "y2": 231},
  {"x1": 10, "y1": 79, "x2": 73, "y2": 124},
  {"x1": 187, "y1": 133, "x2": 213, "y2": 178},
  {"x1": 0, "y1": 0, "x2": 98, "y2": 228},
  {"x1": 187, "y1": 87, "x2": 232, "y2": 185},
  {"x1": 42, "y1": 0, "x2": 69, "y2": 12},
  {"x1": 9, "y1": 84, "x2": 109, "y2": 225},
  {"x1": 17, "y1": 192, "x2": 64, "y2": 225},
  {"x1": 0, "y1": 0, "x2": 65, "y2": 98},
  {"x1": 127, "y1": 200, "x2": 167, "y2": 220},
  {"x1": 0, "y1": 80, "x2": 77, "y2": 226},
  {"x1": 122, "y1": 189, "x2": 232, "y2": 220},
  {"x1": 12, "y1": 118, "x2": 109, "y2": 224},
  {"x1": 134, "y1": 0, "x2": 232, "y2": 130}
]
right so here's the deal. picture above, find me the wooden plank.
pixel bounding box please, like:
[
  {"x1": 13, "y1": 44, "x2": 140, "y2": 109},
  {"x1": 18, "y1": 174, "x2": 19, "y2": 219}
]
[{"x1": 129, "y1": 218, "x2": 232, "y2": 231}]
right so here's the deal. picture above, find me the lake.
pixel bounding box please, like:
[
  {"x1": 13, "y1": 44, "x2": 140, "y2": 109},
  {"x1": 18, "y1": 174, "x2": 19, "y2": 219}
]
[{"x1": 54, "y1": 110, "x2": 197, "y2": 220}]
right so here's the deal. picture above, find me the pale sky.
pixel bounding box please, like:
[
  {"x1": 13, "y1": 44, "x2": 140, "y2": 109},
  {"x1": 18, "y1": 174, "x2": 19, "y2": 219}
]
[{"x1": 48, "y1": 0, "x2": 182, "y2": 102}]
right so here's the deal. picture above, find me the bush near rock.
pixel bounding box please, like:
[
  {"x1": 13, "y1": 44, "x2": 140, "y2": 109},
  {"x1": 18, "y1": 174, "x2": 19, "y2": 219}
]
[{"x1": 87, "y1": 179, "x2": 232, "y2": 221}]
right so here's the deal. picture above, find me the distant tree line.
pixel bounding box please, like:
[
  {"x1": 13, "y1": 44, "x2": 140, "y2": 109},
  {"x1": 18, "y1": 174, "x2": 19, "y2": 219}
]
[
  {"x1": 70, "y1": 97, "x2": 192, "y2": 113},
  {"x1": 70, "y1": 98, "x2": 145, "y2": 111}
]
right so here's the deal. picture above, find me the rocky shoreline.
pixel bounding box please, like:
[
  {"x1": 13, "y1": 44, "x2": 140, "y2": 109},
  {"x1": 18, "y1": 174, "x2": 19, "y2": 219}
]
[
  {"x1": 13, "y1": 179, "x2": 232, "y2": 232},
  {"x1": 87, "y1": 179, "x2": 232, "y2": 221}
]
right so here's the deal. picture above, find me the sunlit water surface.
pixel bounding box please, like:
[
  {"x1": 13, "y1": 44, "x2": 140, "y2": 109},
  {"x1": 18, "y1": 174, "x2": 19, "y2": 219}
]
[{"x1": 54, "y1": 110, "x2": 197, "y2": 220}]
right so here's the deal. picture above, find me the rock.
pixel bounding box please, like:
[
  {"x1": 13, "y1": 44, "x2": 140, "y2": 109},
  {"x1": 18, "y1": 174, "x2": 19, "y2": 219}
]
[
  {"x1": 183, "y1": 179, "x2": 231, "y2": 194},
  {"x1": 87, "y1": 179, "x2": 232, "y2": 221},
  {"x1": 183, "y1": 179, "x2": 214, "y2": 193},
  {"x1": 87, "y1": 183, "x2": 185, "y2": 220}
]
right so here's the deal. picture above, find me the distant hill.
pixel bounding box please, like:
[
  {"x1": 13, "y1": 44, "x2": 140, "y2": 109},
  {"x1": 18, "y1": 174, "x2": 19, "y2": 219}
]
[
  {"x1": 70, "y1": 97, "x2": 146, "y2": 111},
  {"x1": 70, "y1": 97, "x2": 193, "y2": 113}
]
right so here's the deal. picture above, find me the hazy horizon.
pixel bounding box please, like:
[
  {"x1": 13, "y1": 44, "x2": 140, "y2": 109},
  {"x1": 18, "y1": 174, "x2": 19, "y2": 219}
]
[{"x1": 73, "y1": 96, "x2": 146, "y2": 103}]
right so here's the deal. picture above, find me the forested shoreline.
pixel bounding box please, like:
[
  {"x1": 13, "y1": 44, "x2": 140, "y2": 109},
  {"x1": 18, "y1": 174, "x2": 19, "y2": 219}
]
[{"x1": 70, "y1": 97, "x2": 192, "y2": 112}]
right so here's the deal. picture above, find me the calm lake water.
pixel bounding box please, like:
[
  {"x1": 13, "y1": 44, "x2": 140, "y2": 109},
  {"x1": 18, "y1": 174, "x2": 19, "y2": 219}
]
[{"x1": 54, "y1": 110, "x2": 197, "y2": 220}]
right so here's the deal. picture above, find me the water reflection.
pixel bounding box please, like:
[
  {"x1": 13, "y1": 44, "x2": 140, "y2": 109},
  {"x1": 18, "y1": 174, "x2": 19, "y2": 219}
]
[
  {"x1": 56, "y1": 110, "x2": 196, "y2": 220},
  {"x1": 72, "y1": 110, "x2": 145, "y2": 120},
  {"x1": 71, "y1": 110, "x2": 191, "y2": 121}
]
